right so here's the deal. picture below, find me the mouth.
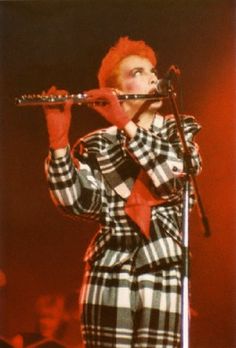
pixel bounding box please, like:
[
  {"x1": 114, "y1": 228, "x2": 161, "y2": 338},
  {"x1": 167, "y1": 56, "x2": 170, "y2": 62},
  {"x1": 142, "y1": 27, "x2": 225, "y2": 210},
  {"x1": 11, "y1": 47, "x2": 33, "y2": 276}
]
[
  {"x1": 148, "y1": 88, "x2": 158, "y2": 95},
  {"x1": 146, "y1": 87, "x2": 163, "y2": 106}
]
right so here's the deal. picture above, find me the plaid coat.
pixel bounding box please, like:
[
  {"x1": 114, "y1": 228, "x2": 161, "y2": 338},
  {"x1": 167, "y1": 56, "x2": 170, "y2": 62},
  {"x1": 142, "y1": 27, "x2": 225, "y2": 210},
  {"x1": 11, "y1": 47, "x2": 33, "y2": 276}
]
[{"x1": 46, "y1": 114, "x2": 201, "y2": 272}]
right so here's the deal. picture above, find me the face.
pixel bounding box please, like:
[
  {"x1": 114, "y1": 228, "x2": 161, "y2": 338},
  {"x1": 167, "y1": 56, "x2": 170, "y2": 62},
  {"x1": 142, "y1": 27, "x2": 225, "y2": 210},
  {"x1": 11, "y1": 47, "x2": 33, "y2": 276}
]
[
  {"x1": 38, "y1": 309, "x2": 64, "y2": 338},
  {"x1": 117, "y1": 55, "x2": 157, "y2": 93},
  {"x1": 115, "y1": 55, "x2": 162, "y2": 114}
]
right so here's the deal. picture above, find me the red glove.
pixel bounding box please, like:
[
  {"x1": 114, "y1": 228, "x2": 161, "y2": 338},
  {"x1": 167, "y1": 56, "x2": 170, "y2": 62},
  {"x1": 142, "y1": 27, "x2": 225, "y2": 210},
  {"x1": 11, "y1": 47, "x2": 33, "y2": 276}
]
[
  {"x1": 85, "y1": 88, "x2": 130, "y2": 129},
  {"x1": 43, "y1": 86, "x2": 72, "y2": 150}
]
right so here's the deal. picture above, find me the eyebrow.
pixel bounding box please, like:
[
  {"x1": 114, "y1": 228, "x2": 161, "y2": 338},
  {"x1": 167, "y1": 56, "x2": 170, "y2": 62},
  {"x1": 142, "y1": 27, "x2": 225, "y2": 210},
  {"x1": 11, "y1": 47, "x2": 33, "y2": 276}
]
[
  {"x1": 128, "y1": 66, "x2": 157, "y2": 76},
  {"x1": 131, "y1": 66, "x2": 143, "y2": 72}
]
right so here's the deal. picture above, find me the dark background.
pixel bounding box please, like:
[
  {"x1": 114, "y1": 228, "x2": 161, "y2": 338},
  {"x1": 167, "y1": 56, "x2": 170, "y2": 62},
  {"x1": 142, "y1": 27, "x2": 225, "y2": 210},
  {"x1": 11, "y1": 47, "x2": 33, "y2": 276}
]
[{"x1": 0, "y1": 1, "x2": 235, "y2": 347}]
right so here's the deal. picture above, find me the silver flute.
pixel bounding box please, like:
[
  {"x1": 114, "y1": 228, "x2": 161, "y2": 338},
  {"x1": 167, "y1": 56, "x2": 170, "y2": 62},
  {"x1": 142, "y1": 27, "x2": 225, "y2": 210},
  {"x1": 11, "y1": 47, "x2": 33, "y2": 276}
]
[{"x1": 15, "y1": 92, "x2": 168, "y2": 106}]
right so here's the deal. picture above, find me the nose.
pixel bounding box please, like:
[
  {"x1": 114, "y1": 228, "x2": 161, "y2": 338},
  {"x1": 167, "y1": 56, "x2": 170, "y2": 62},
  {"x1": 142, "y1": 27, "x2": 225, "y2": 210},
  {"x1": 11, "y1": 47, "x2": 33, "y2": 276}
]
[{"x1": 149, "y1": 72, "x2": 158, "y2": 86}]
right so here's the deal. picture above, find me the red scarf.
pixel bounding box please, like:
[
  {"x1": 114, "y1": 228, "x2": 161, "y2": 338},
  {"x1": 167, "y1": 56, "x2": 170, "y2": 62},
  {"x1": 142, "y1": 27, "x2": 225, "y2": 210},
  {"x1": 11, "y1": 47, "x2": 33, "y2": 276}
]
[{"x1": 124, "y1": 169, "x2": 166, "y2": 239}]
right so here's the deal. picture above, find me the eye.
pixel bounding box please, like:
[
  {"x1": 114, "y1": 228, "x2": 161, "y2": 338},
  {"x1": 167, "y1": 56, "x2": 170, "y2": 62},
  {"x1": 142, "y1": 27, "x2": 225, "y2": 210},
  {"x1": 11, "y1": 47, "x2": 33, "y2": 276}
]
[{"x1": 131, "y1": 68, "x2": 143, "y2": 77}]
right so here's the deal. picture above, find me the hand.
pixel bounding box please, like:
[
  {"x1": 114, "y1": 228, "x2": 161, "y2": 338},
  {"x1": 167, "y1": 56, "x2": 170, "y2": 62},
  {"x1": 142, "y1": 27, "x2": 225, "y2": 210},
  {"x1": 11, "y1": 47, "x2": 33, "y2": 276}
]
[
  {"x1": 85, "y1": 88, "x2": 130, "y2": 129},
  {"x1": 43, "y1": 86, "x2": 72, "y2": 150}
]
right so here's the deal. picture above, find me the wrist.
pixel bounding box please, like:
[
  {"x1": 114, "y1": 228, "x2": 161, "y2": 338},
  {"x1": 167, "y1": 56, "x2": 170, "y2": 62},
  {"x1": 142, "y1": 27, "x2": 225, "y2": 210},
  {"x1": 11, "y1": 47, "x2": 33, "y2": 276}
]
[
  {"x1": 115, "y1": 111, "x2": 130, "y2": 129},
  {"x1": 123, "y1": 121, "x2": 138, "y2": 138},
  {"x1": 54, "y1": 148, "x2": 68, "y2": 158},
  {"x1": 49, "y1": 131, "x2": 69, "y2": 150},
  {"x1": 52, "y1": 147, "x2": 68, "y2": 159}
]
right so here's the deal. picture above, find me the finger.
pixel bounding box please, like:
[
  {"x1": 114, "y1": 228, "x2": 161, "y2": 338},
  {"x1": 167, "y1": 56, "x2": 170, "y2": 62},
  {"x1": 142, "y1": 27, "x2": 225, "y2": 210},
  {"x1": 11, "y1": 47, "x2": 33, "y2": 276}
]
[
  {"x1": 57, "y1": 89, "x2": 69, "y2": 96},
  {"x1": 64, "y1": 99, "x2": 73, "y2": 111},
  {"x1": 47, "y1": 85, "x2": 57, "y2": 94},
  {"x1": 113, "y1": 88, "x2": 124, "y2": 95},
  {"x1": 85, "y1": 88, "x2": 113, "y2": 98},
  {"x1": 46, "y1": 86, "x2": 69, "y2": 96}
]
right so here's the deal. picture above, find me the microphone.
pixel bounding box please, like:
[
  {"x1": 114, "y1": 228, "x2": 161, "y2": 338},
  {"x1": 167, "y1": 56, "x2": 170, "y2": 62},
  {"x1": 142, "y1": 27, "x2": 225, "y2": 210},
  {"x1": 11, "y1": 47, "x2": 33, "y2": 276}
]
[
  {"x1": 156, "y1": 65, "x2": 181, "y2": 95},
  {"x1": 164, "y1": 64, "x2": 181, "y2": 79}
]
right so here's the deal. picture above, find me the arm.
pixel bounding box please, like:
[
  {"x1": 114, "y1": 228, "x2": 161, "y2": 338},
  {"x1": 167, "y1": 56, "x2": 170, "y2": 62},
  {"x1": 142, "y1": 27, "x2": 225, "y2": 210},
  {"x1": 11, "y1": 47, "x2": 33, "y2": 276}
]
[
  {"x1": 126, "y1": 115, "x2": 202, "y2": 197},
  {"x1": 71, "y1": 87, "x2": 201, "y2": 200},
  {"x1": 45, "y1": 146, "x2": 102, "y2": 221},
  {"x1": 43, "y1": 86, "x2": 102, "y2": 220}
]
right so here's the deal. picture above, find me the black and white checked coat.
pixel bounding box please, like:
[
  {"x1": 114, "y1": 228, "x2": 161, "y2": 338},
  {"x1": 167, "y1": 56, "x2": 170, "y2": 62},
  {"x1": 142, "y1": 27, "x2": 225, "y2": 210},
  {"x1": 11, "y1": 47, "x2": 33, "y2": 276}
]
[{"x1": 46, "y1": 114, "x2": 201, "y2": 272}]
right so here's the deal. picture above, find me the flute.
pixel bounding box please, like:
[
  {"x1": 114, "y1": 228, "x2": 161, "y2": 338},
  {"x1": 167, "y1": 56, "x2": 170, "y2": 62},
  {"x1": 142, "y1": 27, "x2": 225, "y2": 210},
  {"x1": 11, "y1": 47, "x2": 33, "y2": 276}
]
[{"x1": 15, "y1": 92, "x2": 169, "y2": 107}]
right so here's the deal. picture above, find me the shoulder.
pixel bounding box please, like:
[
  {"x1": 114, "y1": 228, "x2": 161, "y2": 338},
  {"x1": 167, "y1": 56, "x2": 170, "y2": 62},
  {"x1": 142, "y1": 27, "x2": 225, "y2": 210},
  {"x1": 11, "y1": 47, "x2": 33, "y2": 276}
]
[
  {"x1": 73, "y1": 126, "x2": 119, "y2": 154},
  {"x1": 165, "y1": 113, "x2": 198, "y2": 124},
  {"x1": 164, "y1": 114, "x2": 201, "y2": 137}
]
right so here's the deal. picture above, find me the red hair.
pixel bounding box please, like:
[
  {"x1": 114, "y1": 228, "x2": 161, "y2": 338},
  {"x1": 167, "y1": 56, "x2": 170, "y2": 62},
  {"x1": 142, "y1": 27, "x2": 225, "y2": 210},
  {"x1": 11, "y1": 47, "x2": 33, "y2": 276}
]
[{"x1": 97, "y1": 36, "x2": 158, "y2": 88}]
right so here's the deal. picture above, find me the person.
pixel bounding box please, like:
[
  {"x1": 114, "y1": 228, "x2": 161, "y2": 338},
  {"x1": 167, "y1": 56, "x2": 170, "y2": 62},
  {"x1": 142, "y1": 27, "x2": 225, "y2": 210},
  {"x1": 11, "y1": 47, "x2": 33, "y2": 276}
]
[
  {"x1": 11, "y1": 294, "x2": 67, "y2": 348},
  {"x1": 62, "y1": 290, "x2": 83, "y2": 347},
  {"x1": 11, "y1": 293, "x2": 82, "y2": 348},
  {"x1": 43, "y1": 37, "x2": 202, "y2": 348},
  {"x1": 34, "y1": 294, "x2": 66, "y2": 340}
]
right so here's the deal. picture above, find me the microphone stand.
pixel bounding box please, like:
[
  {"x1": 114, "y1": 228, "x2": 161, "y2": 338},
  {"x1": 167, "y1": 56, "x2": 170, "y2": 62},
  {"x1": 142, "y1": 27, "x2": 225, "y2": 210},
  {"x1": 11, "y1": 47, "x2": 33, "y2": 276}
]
[{"x1": 166, "y1": 85, "x2": 210, "y2": 348}]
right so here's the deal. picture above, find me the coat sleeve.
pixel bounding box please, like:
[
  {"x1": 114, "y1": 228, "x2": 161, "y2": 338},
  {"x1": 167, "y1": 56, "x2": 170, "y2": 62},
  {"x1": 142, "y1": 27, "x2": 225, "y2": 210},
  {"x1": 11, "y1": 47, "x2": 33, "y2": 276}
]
[
  {"x1": 45, "y1": 146, "x2": 102, "y2": 221},
  {"x1": 126, "y1": 115, "x2": 202, "y2": 198}
]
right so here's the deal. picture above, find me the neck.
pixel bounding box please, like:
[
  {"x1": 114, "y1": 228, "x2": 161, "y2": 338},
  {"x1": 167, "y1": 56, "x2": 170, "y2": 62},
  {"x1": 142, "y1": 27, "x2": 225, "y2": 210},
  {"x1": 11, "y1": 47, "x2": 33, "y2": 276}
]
[
  {"x1": 137, "y1": 111, "x2": 156, "y2": 130},
  {"x1": 133, "y1": 101, "x2": 161, "y2": 130}
]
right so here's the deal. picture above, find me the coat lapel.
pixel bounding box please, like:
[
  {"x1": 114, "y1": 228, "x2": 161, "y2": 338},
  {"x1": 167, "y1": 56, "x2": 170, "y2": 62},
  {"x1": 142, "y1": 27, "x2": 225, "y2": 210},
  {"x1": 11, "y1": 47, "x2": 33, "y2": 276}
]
[{"x1": 95, "y1": 127, "x2": 139, "y2": 199}]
